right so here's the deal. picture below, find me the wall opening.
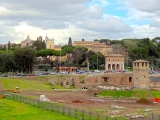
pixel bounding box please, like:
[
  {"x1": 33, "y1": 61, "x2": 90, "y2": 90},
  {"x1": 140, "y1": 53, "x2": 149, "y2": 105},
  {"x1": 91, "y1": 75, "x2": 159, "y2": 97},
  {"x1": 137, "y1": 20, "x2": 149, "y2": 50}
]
[
  {"x1": 104, "y1": 77, "x2": 109, "y2": 82},
  {"x1": 66, "y1": 82, "x2": 69, "y2": 85},
  {"x1": 129, "y1": 77, "x2": 132, "y2": 82}
]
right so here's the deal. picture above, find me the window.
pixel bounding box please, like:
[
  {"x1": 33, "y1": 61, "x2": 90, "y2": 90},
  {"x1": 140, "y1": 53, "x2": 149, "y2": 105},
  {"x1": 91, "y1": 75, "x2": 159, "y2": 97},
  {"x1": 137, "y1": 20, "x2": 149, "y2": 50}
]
[
  {"x1": 113, "y1": 59, "x2": 114, "y2": 61},
  {"x1": 109, "y1": 59, "x2": 110, "y2": 61},
  {"x1": 104, "y1": 77, "x2": 109, "y2": 82},
  {"x1": 66, "y1": 82, "x2": 69, "y2": 85},
  {"x1": 129, "y1": 77, "x2": 132, "y2": 82}
]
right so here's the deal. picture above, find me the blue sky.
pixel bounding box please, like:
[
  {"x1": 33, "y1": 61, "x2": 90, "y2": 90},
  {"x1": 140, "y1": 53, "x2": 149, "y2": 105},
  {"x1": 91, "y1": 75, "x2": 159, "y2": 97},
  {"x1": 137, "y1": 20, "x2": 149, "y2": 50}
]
[{"x1": 0, "y1": 0, "x2": 160, "y2": 45}]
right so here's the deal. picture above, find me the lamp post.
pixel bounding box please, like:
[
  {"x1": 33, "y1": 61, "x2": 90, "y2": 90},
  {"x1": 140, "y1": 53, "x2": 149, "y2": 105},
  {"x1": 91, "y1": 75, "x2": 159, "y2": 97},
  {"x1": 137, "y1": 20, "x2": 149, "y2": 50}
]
[
  {"x1": 60, "y1": 49, "x2": 61, "y2": 72},
  {"x1": 97, "y1": 48, "x2": 98, "y2": 70},
  {"x1": 86, "y1": 51, "x2": 89, "y2": 71}
]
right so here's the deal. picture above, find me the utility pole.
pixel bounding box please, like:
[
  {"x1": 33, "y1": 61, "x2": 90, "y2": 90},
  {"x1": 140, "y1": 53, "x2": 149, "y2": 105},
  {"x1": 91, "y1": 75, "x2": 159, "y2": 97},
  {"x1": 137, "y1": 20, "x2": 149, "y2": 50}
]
[
  {"x1": 60, "y1": 48, "x2": 61, "y2": 72},
  {"x1": 97, "y1": 48, "x2": 98, "y2": 70}
]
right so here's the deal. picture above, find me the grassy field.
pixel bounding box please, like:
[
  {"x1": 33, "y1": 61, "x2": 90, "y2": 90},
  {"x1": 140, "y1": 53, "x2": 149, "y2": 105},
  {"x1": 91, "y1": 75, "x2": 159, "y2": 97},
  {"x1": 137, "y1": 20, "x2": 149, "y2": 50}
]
[
  {"x1": 98, "y1": 90, "x2": 160, "y2": 98},
  {"x1": 0, "y1": 98, "x2": 78, "y2": 120},
  {"x1": 0, "y1": 77, "x2": 52, "y2": 91}
]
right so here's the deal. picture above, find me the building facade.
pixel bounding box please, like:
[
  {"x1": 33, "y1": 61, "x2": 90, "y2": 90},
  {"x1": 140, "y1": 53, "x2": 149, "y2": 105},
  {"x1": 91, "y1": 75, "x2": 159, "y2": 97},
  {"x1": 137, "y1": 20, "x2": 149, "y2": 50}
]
[
  {"x1": 45, "y1": 36, "x2": 54, "y2": 49},
  {"x1": 105, "y1": 54, "x2": 124, "y2": 71},
  {"x1": 74, "y1": 40, "x2": 112, "y2": 56},
  {"x1": 21, "y1": 35, "x2": 34, "y2": 48}
]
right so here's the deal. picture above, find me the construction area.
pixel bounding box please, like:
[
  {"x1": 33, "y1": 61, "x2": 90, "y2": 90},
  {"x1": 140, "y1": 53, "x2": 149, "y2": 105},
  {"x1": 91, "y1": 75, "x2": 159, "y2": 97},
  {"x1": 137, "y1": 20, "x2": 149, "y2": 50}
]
[{"x1": 18, "y1": 89, "x2": 160, "y2": 119}]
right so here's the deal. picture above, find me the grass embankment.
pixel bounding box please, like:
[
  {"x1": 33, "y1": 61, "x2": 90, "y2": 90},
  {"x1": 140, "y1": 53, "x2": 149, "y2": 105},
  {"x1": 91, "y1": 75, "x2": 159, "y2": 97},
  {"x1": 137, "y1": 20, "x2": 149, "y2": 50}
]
[
  {"x1": 0, "y1": 74, "x2": 86, "y2": 90},
  {"x1": 0, "y1": 98, "x2": 77, "y2": 120},
  {"x1": 0, "y1": 77, "x2": 52, "y2": 91},
  {"x1": 98, "y1": 90, "x2": 160, "y2": 98}
]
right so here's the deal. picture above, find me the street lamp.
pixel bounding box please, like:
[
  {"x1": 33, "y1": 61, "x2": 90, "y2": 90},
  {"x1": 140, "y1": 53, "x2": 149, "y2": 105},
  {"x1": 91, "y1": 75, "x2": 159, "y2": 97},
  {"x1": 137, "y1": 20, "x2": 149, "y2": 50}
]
[
  {"x1": 60, "y1": 49, "x2": 61, "y2": 72},
  {"x1": 97, "y1": 48, "x2": 98, "y2": 70}
]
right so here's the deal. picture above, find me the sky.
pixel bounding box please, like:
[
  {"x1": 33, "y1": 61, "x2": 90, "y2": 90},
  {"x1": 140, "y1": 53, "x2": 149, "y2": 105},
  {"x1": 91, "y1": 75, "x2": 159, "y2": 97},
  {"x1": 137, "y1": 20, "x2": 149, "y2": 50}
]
[{"x1": 0, "y1": 0, "x2": 160, "y2": 45}]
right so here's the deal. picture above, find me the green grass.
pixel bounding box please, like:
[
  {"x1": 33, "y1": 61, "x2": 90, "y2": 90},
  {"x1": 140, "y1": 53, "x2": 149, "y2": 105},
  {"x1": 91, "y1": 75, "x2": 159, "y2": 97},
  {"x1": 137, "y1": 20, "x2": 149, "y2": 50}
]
[
  {"x1": 0, "y1": 98, "x2": 77, "y2": 120},
  {"x1": 98, "y1": 90, "x2": 160, "y2": 98},
  {"x1": 0, "y1": 78, "x2": 52, "y2": 91},
  {"x1": 53, "y1": 85, "x2": 66, "y2": 89},
  {"x1": 150, "y1": 91, "x2": 160, "y2": 98},
  {"x1": 98, "y1": 90, "x2": 134, "y2": 98}
]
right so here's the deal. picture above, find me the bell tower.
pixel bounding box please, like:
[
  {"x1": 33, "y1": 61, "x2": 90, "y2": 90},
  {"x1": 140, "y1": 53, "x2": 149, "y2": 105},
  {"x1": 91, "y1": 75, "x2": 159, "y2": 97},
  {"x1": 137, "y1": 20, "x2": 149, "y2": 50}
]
[{"x1": 133, "y1": 59, "x2": 150, "y2": 89}]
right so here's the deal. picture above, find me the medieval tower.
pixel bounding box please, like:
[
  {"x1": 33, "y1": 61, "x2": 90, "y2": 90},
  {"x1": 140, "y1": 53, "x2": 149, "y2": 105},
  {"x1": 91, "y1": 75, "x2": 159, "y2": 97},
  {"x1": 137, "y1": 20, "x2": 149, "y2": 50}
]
[{"x1": 133, "y1": 59, "x2": 150, "y2": 89}]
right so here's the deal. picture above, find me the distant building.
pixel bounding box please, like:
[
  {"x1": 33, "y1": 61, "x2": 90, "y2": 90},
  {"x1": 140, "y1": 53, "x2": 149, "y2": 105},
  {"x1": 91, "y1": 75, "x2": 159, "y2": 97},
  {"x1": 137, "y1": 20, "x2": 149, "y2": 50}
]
[
  {"x1": 54, "y1": 45, "x2": 61, "y2": 51},
  {"x1": 45, "y1": 35, "x2": 54, "y2": 49},
  {"x1": 38, "y1": 36, "x2": 42, "y2": 41},
  {"x1": 74, "y1": 39, "x2": 112, "y2": 56},
  {"x1": 133, "y1": 59, "x2": 150, "y2": 89},
  {"x1": 105, "y1": 54, "x2": 124, "y2": 71},
  {"x1": 21, "y1": 35, "x2": 34, "y2": 48}
]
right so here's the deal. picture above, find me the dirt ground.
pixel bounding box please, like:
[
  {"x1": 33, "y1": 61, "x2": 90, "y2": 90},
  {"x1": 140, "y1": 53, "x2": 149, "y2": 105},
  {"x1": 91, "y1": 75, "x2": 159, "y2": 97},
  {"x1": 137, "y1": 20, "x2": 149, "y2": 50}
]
[{"x1": 19, "y1": 90, "x2": 160, "y2": 117}]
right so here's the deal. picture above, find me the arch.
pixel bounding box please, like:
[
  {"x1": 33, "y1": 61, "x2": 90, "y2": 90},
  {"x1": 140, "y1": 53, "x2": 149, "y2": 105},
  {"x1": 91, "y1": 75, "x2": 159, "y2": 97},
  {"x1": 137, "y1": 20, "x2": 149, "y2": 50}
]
[
  {"x1": 108, "y1": 64, "x2": 111, "y2": 70},
  {"x1": 112, "y1": 64, "x2": 115, "y2": 70},
  {"x1": 116, "y1": 64, "x2": 120, "y2": 70}
]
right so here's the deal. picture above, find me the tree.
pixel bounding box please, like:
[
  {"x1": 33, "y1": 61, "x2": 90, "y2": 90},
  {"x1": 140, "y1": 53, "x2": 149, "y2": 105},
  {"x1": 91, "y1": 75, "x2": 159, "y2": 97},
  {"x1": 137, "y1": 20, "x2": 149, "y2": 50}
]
[
  {"x1": 61, "y1": 45, "x2": 76, "y2": 53},
  {"x1": 72, "y1": 47, "x2": 86, "y2": 67},
  {"x1": 32, "y1": 39, "x2": 46, "y2": 51},
  {"x1": 8, "y1": 41, "x2": 11, "y2": 50},
  {"x1": 14, "y1": 47, "x2": 36, "y2": 73},
  {"x1": 0, "y1": 53, "x2": 16, "y2": 73},
  {"x1": 87, "y1": 51, "x2": 105, "y2": 69}
]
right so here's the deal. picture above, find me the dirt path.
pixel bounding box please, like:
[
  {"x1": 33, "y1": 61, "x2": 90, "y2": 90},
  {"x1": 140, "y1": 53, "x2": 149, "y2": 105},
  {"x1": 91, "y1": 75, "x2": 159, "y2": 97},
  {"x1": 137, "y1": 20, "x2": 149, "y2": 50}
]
[{"x1": 19, "y1": 90, "x2": 160, "y2": 117}]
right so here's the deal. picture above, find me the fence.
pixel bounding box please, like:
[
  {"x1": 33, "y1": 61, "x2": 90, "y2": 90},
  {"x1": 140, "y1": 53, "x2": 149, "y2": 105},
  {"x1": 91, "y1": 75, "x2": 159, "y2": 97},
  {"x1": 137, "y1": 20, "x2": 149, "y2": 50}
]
[{"x1": 0, "y1": 92, "x2": 160, "y2": 120}]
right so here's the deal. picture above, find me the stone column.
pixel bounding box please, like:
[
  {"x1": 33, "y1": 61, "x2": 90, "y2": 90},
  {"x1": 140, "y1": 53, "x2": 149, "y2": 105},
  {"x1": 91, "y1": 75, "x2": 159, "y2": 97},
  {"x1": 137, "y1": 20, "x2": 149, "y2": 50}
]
[
  {"x1": 106, "y1": 63, "x2": 108, "y2": 70},
  {"x1": 111, "y1": 64, "x2": 112, "y2": 70},
  {"x1": 122, "y1": 63, "x2": 124, "y2": 70}
]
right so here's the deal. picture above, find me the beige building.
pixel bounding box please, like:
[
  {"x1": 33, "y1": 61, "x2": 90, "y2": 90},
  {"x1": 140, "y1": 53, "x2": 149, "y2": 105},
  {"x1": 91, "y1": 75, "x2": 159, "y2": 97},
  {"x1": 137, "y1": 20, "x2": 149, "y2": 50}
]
[
  {"x1": 133, "y1": 59, "x2": 150, "y2": 89},
  {"x1": 54, "y1": 45, "x2": 61, "y2": 51},
  {"x1": 105, "y1": 54, "x2": 124, "y2": 71},
  {"x1": 45, "y1": 36, "x2": 54, "y2": 49},
  {"x1": 74, "y1": 40, "x2": 112, "y2": 56},
  {"x1": 21, "y1": 35, "x2": 34, "y2": 48}
]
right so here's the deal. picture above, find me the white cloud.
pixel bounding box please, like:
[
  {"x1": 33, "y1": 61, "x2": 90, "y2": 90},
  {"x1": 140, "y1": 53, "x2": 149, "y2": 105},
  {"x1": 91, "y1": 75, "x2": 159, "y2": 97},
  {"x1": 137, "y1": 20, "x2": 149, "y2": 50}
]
[
  {"x1": 0, "y1": 0, "x2": 160, "y2": 45},
  {"x1": 77, "y1": 15, "x2": 132, "y2": 32},
  {"x1": 120, "y1": 0, "x2": 160, "y2": 13}
]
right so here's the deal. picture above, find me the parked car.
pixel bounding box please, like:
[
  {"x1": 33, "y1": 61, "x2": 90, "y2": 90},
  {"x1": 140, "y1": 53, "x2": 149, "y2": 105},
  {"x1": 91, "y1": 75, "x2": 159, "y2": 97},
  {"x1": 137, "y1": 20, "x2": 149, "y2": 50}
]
[
  {"x1": 77, "y1": 71, "x2": 83, "y2": 74},
  {"x1": 36, "y1": 73, "x2": 42, "y2": 76},
  {"x1": 1, "y1": 73, "x2": 8, "y2": 77},
  {"x1": 94, "y1": 70, "x2": 100, "y2": 73},
  {"x1": 17, "y1": 73, "x2": 22, "y2": 76},
  {"x1": 60, "y1": 71, "x2": 68, "y2": 74},
  {"x1": 42, "y1": 72, "x2": 50, "y2": 75},
  {"x1": 121, "y1": 70, "x2": 126, "y2": 73},
  {"x1": 85, "y1": 70, "x2": 91, "y2": 74},
  {"x1": 21, "y1": 73, "x2": 28, "y2": 76},
  {"x1": 51, "y1": 72, "x2": 57, "y2": 75},
  {"x1": 28, "y1": 74, "x2": 35, "y2": 76},
  {"x1": 104, "y1": 70, "x2": 111, "y2": 73}
]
